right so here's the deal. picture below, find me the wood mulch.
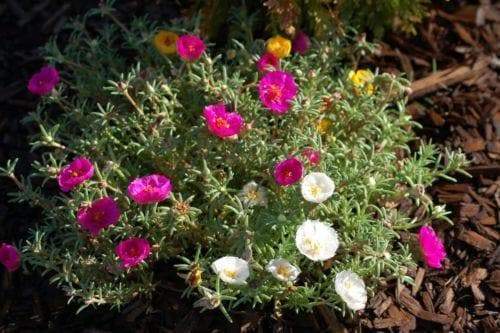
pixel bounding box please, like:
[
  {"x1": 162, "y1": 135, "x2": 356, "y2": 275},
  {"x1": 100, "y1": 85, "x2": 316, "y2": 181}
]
[
  {"x1": 360, "y1": 1, "x2": 500, "y2": 332},
  {"x1": 0, "y1": 0, "x2": 499, "y2": 332}
]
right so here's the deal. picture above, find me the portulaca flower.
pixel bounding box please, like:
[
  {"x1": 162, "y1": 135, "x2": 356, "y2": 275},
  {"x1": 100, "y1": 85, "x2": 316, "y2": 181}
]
[
  {"x1": 211, "y1": 256, "x2": 249, "y2": 285},
  {"x1": 295, "y1": 219, "x2": 339, "y2": 261},
  {"x1": 238, "y1": 181, "x2": 268, "y2": 207},
  {"x1": 266, "y1": 259, "x2": 301, "y2": 282},
  {"x1": 300, "y1": 172, "x2": 335, "y2": 203},
  {"x1": 334, "y1": 270, "x2": 368, "y2": 311}
]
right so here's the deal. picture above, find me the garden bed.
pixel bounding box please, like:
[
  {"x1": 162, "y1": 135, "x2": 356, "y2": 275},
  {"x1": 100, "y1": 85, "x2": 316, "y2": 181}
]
[{"x1": 0, "y1": 1, "x2": 498, "y2": 332}]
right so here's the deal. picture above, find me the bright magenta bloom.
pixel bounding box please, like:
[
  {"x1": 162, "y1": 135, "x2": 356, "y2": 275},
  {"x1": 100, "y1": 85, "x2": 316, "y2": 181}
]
[
  {"x1": 115, "y1": 238, "x2": 151, "y2": 268},
  {"x1": 258, "y1": 70, "x2": 298, "y2": 115},
  {"x1": 176, "y1": 34, "x2": 206, "y2": 62},
  {"x1": 127, "y1": 174, "x2": 172, "y2": 205},
  {"x1": 292, "y1": 31, "x2": 311, "y2": 55},
  {"x1": 77, "y1": 197, "x2": 121, "y2": 236},
  {"x1": 0, "y1": 243, "x2": 21, "y2": 272},
  {"x1": 28, "y1": 65, "x2": 60, "y2": 96},
  {"x1": 257, "y1": 52, "x2": 279, "y2": 73},
  {"x1": 302, "y1": 148, "x2": 321, "y2": 166},
  {"x1": 57, "y1": 157, "x2": 94, "y2": 192},
  {"x1": 419, "y1": 226, "x2": 447, "y2": 269},
  {"x1": 274, "y1": 157, "x2": 303, "y2": 186},
  {"x1": 203, "y1": 104, "x2": 244, "y2": 138}
]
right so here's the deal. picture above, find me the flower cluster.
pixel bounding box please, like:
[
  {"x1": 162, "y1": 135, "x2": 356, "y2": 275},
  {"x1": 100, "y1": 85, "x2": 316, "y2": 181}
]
[{"x1": 14, "y1": 16, "x2": 464, "y2": 319}]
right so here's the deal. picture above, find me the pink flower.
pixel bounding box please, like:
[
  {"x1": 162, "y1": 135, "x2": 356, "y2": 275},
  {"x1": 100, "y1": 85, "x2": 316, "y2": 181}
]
[
  {"x1": 176, "y1": 35, "x2": 206, "y2": 62},
  {"x1": 28, "y1": 65, "x2": 60, "y2": 96},
  {"x1": 0, "y1": 243, "x2": 21, "y2": 272},
  {"x1": 127, "y1": 174, "x2": 172, "y2": 205},
  {"x1": 302, "y1": 148, "x2": 321, "y2": 166},
  {"x1": 419, "y1": 226, "x2": 446, "y2": 269},
  {"x1": 274, "y1": 157, "x2": 303, "y2": 186},
  {"x1": 257, "y1": 52, "x2": 279, "y2": 73},
  {"x1": 203, "y1": 104, "x2": 244, "y2": 138},
  {"x1": 292, "y1": 31, "x2": 311, "y2": 55},
  {"x1": 77, "y1": 197, "x2": 121, "y2": 236},
  {"x1": 258, "y1": 71, "x2": 298, "y2": 115},
  {"x1": 115, "y1": 238, "x2": 151, "y2": 268},
  {"x1": 57, "y1": 157, "x2": 94, "y2": 192}
]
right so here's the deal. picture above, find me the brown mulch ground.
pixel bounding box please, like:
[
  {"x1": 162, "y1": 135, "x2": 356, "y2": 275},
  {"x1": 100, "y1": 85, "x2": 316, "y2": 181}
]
[
  {"x1": 0, "y1": 1, "x2": 498, "y2": 332},
  {"x1": 360, "y1": 2, "x2": 500, "y2": 332}
]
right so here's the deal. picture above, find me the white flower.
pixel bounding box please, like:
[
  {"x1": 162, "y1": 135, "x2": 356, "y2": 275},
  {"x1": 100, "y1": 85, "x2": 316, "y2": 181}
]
[
  {"x1": 211, "y1": 256, "x2": 250, "y2": 285},
  {"x1": 300, "y1": 172, "x2": 335, "y2": 203},
  {"x1": 295, "y1": 219, "x2": 339, "y2": 261},
  {"x1": 266, "y1": 259, "x2": 301, "y2": 282},
  {"x1": 334, "y1": 270, "x2": 367, "y2": 311},
  {"x1": 238, "y1": 181, "x2": 268, "y2": 207}
]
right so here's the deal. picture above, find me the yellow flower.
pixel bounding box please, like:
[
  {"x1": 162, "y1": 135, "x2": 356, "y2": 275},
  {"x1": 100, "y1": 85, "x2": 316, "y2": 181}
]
[
  {"x1": 316, "y1": 118, "x2": 332, "y2": 134},
  {"x1": 153, "y1": 30, "x2": 179, "y2": 55},
  {"x1": 266, "y1": 35, "x2": 292, "y2": 59},
  {"x1": 348, "y1": 69, "x2": 375, "y2": 96}
]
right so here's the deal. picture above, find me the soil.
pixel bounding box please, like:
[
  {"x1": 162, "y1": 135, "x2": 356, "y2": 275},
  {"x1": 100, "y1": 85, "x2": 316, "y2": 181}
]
[{"x1": 1, "y1": 1, "x2": 498, "y2": 332}]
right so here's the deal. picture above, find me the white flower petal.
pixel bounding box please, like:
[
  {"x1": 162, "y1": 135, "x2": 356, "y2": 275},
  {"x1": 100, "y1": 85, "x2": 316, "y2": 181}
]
[
  {"x1": 266, "y1": 258, "x2": 301, "y2": 282},
  {"x1": 334, "y1": 270, "x2": 367, "y2": 311},
  {"x1": 211, "y1": 256, "x2": 250, "y2": 285},
  {"x1": 295, "y1": 219, "x2": 339, "y2": 261},
  {"x1": 301, "y1": 172, "x2": 335, "y2": 203}
]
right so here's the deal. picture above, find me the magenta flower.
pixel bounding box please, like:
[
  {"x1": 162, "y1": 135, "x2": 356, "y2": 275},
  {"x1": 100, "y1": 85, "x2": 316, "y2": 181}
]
[
  {"x1": 419, "y1": 226, "x2": 447, "y2": 269},
  {"x1": 203, "y1": 104, "x2": 244, "y2": 138},
  {"x1": 176, "y1": 34, "x2": 206, "y2": 62},
  {"x1": 57, "y1": 157, "x2": 94, "y2": 192},
  {"x1": 127, "y1": 174, "x2": 172, "y2": 205},
  {"x1": 258, "y1": 71, "x2": 298, "y2": 115},
  {"x1": 292, "y1": 31, "x2": 311, "y2": 55},
  {"x1": 77, "y1": 197, "x2": 121, "y2": 236},
  {"x1": 302, "y1": 148, "x2": 321, "y2": 166},
  {"x1": 116, "y1": 238, "x2": 151, "y2": 268},
  {"x1": 28, "y1": 65, "x2": 60, "y2": 96},
  {"x1": 257, "y1": 52, "x2": 279, "y2": 73},
  {"x1": 0, "y1": 243, "x2": 21, "y2": 272},
  {"x1": 274, "y1": 157, "x2": 303, "y2": 186}
]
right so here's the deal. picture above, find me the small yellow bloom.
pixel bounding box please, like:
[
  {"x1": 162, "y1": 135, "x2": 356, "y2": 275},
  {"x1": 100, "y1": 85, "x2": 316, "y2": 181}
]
[
  {"x1": 348, "y1": 69, "x2": 375, "y2": 96},
  {"x1": 266, "y1": 35, "x2": 292, "y2": 59},
  {"x1": 153, "y1": 30, "x2": 179, "y2": 55},
  {"x1": 316, "y1": 118, "x2": 332, "y2": 134}
]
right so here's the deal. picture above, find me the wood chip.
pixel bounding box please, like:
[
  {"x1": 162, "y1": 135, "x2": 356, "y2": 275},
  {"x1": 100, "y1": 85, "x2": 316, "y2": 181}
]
[{"x1": 457, "y1": 229, "x2": 496, "y2": 251}]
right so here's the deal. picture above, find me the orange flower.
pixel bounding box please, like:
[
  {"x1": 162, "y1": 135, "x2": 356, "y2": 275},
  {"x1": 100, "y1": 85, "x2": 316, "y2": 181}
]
[
  {"x1": 266, "y1": 35, "x2": 292, "y2": 59},
  {"x1": 153, "y1": 30, "x2": 179, "y2": 55}
]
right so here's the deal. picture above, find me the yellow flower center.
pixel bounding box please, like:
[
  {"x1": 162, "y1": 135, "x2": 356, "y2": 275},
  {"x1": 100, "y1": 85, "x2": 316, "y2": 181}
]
[
  {"x1": 215, "y1": 117, "x2": 230, "y2": 128},
  {"x1": 223, "y1": 268, "x2": 238, "y2": 279},
  {"x1": 268, "y1": 84, "x2": 282, "y2": 102},
  {"x1": 309, "y1": 185, "x2": 322, "y2": 198},
  {"x1": 246, "y1": 190, "x2": 258, "y2": 201},
  {"x1": 276, "y1": 265, "x2": 292, "y2": 279},
  {"x1": 303, "y1": 238, "x2": 320, "y2": 256}
]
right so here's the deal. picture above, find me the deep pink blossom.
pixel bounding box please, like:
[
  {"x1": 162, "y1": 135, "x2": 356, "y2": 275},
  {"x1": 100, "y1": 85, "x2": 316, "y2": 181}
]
[
  {"x1": 0, "y1": 243, "x2": 21, "y2": 272},
  {"x1": 28, "y1": 65, "x2": 60, "y2": 96},
  {"x1": 302, "y1": 148, "x2": 321, "y2": 166},
  {"x1": 127, "y1": 174, "x2": 172, "y2": 205},
  {"x1": 258, "y1": 71, "x2": 298, "y2": 115},
  {"x1": 274, "y1": 157, "x2": 303, "y2": 186},
  {"x1": 203, "y1": 104, "x2": 244, "y2": 138},
  {"x1": 257, "y1": 52, "x2": 279, "y2": 73},
  {"x1": 57, "y1": 157, "x2": 94, "y2": 192},
  {"x1": 176, "y1": 35, "x2": 206, "y2": 62},
  {"x1": 419, "y1": 226, "x2": 446, "y2": 269},
  {"x1": 77, "y1": 197, "x2": 121, "y2": 236},
  {"x1": 115, "y1": 238, "x2": 151, "y2": 268},
  {"x1": 292, "y1": 31, "x2": 311, "y2": 55}
]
